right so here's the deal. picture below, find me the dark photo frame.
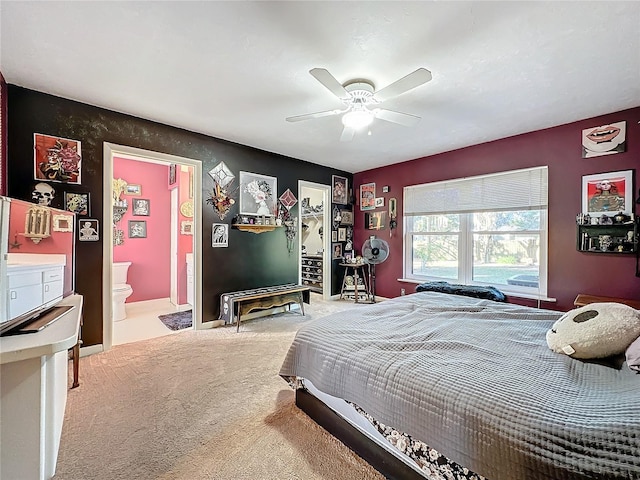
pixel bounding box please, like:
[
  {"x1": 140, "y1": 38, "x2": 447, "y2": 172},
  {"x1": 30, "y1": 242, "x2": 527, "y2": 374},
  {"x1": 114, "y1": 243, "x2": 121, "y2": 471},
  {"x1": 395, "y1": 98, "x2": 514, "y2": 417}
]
[
  {"x1": 132, "y1": 198, "x2": 150, "y2": 216},
  {"x1": 332, "y1": 175, "x2": 348, "y2": 205},
  {"x1": 64, "y1": 191, "x2": 90, "y2": 216},
  {"x1": 128, "y1": 220, "x2": 147, "y2": 238},
  {"x1": 169, "y1": 163, "x2": 177, "y2": 185}
]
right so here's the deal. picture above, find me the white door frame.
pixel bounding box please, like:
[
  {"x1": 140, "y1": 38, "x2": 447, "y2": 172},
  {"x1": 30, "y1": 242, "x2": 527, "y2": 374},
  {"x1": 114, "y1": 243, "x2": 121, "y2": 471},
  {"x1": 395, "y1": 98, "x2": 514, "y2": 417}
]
[
  {"x1": 169, "y1": 188, "x2": 178, "y2": 306},
  {"x1": 298, "y1": 180, "x2": 331, "y2": 299},
  {"x1": 102, "y1": 143, "x2": 204, "y2": 353}
]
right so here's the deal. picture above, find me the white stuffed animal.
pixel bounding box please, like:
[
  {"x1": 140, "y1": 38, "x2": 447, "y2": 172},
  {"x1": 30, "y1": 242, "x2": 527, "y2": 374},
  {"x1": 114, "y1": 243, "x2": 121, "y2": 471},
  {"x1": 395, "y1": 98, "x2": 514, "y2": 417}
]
[{"x1": 546, "y1": 302, "x2": 640, "y2": 359}]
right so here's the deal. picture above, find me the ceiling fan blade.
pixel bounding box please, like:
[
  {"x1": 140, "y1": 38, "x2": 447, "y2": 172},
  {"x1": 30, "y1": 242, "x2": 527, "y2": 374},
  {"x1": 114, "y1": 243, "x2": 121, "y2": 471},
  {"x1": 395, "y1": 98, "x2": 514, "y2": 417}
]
[
  {"x1": 286, "y1": 109, "x2": 345, "y2": 123},
  {"x1": 340, "y1": 126, "x2": 356, "y2": 142},
  {"x1": 310, "y1": 68, "x2": 351, "y2": 99},
  {"x1": 374, "y1": 108, "x2": 421, "y2": 127},
  {"x1": 372, "y1": 68, "x2": 432, "y2": 103}
]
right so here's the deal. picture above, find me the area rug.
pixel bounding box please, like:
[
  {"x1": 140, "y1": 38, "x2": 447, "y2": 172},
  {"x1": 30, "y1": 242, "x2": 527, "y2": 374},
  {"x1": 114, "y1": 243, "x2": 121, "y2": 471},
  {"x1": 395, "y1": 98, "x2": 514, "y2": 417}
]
[{"x1": 158, "y1": 310, "x2": 192, "y2": 330}]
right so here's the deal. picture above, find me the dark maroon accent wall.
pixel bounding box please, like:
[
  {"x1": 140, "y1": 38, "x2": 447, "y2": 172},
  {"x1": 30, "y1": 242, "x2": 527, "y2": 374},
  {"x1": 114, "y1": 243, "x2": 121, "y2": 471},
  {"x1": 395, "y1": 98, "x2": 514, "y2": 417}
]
[{"x1": 354, "y1": 107, "x2": 640, "y2": 311}]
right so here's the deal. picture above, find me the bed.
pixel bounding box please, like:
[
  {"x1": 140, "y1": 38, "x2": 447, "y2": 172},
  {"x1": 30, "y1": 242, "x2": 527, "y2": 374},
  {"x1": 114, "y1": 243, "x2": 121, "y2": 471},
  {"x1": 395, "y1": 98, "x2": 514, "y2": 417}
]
[{"x1": 279, "y1": 292, "x2": 640, "y2": 480}]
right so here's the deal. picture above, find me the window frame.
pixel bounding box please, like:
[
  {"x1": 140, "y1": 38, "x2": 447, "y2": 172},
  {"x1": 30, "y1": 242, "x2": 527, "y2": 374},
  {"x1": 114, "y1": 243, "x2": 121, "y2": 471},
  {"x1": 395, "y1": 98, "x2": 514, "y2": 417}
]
[{"x1": 403, "y1": 210, "x2": 548, "y2": 299}]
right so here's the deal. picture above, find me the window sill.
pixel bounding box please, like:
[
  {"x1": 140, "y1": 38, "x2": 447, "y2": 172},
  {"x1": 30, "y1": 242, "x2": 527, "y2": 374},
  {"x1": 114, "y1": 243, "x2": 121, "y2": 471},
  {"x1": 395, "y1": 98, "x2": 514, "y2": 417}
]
[{"x1": 397, "y1": 278, "x2": 556, "y2": 303}]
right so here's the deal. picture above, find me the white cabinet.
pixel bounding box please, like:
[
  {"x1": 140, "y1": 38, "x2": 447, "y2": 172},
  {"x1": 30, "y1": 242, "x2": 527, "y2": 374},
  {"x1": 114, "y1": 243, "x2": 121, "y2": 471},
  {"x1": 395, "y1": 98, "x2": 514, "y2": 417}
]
[
  {"x1": 43, "y1": 268, "x2": 64, "y2": 304},
  {"x1": 7, "y1": 264, "x2": 65, "y2": 320}
]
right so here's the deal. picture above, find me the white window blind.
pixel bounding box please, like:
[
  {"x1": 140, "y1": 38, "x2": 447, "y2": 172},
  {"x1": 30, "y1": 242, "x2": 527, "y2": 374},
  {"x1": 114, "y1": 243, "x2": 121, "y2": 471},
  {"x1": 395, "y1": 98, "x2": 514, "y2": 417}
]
[{"x1": 404, "y1": 166, "x2": 548, "y2": 215}]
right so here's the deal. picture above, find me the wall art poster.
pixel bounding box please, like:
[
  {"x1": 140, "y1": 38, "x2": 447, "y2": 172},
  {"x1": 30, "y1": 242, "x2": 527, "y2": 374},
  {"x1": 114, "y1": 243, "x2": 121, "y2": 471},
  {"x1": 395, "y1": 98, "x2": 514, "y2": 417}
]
[
  {"x1": 582, "y1": 121, "x2": 626, "y2": 158},
  {"x1": 332, "y1": 175, "x2": 348, "y2": 205},
  {"x1": 582, "y1": 170, "x2": 633, "y2": 217},
  {"x1": 78, "y1": 219, "x2": 99, "y2": 241},
  {"x1": 34, "y1": 133, "x2": 82, "y2": 184},
  {"x1": 64, "y1": 192, "x2": 90, "y2": 216},
  {"x1": 360, "y1": 182, "x2": 376, "y2": 211},
  {"x1": 365, "y1": 211, "x2": 387, "y2": 230},
  {"x1": 212, "y1": 223, "x2": 229, "y2": 248},
  {"x1": 239, "y1": 171, "x2": 277, "y2": 216}
]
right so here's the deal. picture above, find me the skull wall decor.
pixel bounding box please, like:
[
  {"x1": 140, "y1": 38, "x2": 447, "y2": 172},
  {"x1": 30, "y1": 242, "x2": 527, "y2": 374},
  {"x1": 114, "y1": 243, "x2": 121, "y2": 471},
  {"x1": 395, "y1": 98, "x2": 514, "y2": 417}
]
[{"x1": 32, "y1": 182, "x2": 56, "y2": 206}]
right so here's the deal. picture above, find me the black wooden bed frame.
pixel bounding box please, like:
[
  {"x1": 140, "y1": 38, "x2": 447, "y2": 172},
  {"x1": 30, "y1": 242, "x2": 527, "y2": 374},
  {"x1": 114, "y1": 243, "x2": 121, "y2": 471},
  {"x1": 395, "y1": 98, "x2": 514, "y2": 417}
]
[{"x1": 295, "y1": 389, "x2": 424, "y2": 480}]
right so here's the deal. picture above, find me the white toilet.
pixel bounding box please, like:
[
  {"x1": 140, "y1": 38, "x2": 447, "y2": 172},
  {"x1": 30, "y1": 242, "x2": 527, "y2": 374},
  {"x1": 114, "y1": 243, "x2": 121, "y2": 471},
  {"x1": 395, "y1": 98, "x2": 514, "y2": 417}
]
[{"x1": 112, "y1": 261, "x2": 133, "y2": 321}]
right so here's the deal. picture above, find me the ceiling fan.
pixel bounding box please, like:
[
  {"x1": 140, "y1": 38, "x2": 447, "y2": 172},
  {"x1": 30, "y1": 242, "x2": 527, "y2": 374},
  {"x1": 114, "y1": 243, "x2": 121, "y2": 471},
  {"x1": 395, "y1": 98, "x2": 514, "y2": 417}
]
[{"x1": 286, "y1": 67, "x2": 432, "y2": 141}]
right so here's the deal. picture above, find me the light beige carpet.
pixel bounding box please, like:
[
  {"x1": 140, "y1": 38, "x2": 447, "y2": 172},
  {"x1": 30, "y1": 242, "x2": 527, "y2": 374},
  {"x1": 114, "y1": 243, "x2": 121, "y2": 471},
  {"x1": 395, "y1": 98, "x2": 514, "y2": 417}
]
[{"x1": 55, "y1": 296, "x2": 384, "y2": 480}]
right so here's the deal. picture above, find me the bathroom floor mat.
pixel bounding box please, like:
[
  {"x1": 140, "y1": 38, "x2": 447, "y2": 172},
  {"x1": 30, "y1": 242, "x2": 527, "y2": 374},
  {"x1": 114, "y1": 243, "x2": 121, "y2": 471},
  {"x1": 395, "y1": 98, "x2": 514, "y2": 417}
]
[{"x1": 158, "y1": 310, "x2": 193, "y2": 331}]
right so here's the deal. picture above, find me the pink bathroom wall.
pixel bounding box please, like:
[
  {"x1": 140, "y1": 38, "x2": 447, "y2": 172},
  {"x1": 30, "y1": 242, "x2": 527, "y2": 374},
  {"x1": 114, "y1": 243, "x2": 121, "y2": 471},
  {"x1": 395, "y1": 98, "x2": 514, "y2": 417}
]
[{"x1": 113, "y1": 157, "x2": 171, "y2": 302}]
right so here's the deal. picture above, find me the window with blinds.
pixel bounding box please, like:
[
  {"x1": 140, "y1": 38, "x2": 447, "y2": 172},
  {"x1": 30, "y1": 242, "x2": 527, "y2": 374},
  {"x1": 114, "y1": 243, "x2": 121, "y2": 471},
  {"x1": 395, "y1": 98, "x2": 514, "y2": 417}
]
[{"x1": 403, "y1": 167, "x2": 549, "y2": 298}]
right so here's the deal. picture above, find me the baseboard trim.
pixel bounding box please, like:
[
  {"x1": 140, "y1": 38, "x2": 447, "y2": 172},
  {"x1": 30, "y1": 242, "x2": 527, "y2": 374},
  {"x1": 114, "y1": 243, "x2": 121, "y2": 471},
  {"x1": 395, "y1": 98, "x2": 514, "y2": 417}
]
[{"x1": 80, "y1": 344, "x2": 103, "y2": 357}]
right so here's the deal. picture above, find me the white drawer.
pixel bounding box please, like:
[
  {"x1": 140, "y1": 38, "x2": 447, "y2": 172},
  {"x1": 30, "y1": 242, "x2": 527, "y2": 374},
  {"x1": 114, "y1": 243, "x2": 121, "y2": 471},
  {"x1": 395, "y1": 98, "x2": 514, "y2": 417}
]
[
  {"x1": 8, "y1": 271, "x2": 41, "y2": 289},
  {"x1": 43, "y1": 268, "x2": 64, "y2": 282}
]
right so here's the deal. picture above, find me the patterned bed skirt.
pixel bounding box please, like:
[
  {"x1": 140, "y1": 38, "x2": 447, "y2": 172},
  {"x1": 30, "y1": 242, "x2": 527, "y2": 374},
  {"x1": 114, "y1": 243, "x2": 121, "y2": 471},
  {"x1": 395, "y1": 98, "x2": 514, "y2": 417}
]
[{"x1": 350, "y1": 402, "x2": 486, "y2": 480}]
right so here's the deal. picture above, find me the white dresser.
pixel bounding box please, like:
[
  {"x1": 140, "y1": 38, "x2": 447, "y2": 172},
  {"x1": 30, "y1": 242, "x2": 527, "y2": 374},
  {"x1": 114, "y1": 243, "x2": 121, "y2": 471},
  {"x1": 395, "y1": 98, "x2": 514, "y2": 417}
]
[{"x1": 7, "y1": 262, "x2": 64, "y2": 320}]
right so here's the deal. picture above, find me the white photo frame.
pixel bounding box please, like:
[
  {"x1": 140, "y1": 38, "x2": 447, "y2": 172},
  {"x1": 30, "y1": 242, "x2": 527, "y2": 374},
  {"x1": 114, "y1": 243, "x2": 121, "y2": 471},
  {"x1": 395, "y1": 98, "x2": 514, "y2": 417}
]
[
  {"x1": 212, "y1": 223, "x2": 228, "y2": 247},
  {"x1": 582, "y1": 170, "x2": 633, "y2": 217}
]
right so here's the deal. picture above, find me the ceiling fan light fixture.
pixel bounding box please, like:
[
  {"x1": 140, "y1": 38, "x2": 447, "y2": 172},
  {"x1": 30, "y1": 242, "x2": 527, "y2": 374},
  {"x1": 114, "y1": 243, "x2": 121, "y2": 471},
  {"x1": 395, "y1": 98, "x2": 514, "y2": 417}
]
[{"x1": 341, "y1": 109, "x2": 374, "y2": 130}]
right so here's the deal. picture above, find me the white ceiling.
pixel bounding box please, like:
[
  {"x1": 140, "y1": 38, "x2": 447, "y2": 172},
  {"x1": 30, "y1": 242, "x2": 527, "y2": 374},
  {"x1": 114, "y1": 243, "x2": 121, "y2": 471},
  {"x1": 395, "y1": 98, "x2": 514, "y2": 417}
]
[{"x1": 2, "y1": 2, "x2": 639, "y2": 174}]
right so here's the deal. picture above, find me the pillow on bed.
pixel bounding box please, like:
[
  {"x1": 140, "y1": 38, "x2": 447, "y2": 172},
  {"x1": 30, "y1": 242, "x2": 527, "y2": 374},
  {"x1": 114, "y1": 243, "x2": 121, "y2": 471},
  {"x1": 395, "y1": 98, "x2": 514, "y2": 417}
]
[
  {"x1": 626, "y1": 335, "x2": 640, "y2": 372},
  {"x1": 546, "y1": 302, "x2": 640, "y2": 359},
  {"x1": 415, "y1": 281, "x2": 506, "y2": 302}
]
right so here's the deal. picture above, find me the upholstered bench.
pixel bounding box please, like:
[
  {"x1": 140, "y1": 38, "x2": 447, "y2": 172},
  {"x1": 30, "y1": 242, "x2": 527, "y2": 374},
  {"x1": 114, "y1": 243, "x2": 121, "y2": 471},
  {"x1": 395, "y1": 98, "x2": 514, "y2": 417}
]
[{"x1": 218, "y1": 284, "x2": 311, "y2": 332}]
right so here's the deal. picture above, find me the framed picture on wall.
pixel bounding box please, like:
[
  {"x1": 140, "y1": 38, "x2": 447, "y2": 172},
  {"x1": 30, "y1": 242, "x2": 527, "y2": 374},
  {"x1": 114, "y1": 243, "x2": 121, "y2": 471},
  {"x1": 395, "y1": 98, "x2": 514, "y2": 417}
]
[
  {"x1": 239, "y1": 171, "x2": 277, "y2": 216},
  {"x1": 128, "y1": 220, "x2": 147, "y2": 238},
  {"x1": 332, "y1": 242, "x2": 343, "y2": 259},
  {"x1": 64, "y1": 192, "x2": 90, "y2": 216},
  {"x1": 582, "y1": 170, "x2": 633, "y2": 217},
  {"x1": 78, "y1": 219, "x2": 99, "y2": 241},
  {"x1": 332, "y1": 175, "x2": 348, "y2": 205},
  {"x1": 33, "y1": 133, "x2": 82, "y2": 184},
  {"x1": 338, "y1": 227, "x2": 346, "y2": 241},
  {"x1": 132, "y1": 198, "x2": 150, "y2": 216},
  {"x1": 365, "y1": 211, "x2": 386, "y2": 230},
  {"x1": 125, "y1": 184, "x2": 141, "y2": 196},
  {"x1": 581, "y1": 121, "x2": 626, "y2": 158},
  {"x1": 360, "y1": 182, "x2": 376, "y2": 211},
  {"x1": 340, "y1": 209, "x2": 353, "y2": 225},
  {"x1": 212, "y1": 223, "x2": 228, "y2": 247},
  {"x1": 181, "y1": 220, "x2": 193, "y2": 235}
]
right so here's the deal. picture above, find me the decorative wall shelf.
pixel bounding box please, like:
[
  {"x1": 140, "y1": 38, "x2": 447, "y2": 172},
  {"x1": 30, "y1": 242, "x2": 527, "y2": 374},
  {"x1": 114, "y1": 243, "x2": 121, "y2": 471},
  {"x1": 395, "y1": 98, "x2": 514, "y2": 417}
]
[
  {"x1": 232, "y1": 224, "x2": 282, "y2": 234},
  {"x1": 576, "y1": 217, "x2": 638, "y2": 254}
]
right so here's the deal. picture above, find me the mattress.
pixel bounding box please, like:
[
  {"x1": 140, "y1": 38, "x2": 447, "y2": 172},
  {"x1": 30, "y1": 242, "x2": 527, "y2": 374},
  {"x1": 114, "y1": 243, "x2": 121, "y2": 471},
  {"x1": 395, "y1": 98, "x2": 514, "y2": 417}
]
[{"x1": 280, "y1": 292, "x2": 640, "y2": 480}]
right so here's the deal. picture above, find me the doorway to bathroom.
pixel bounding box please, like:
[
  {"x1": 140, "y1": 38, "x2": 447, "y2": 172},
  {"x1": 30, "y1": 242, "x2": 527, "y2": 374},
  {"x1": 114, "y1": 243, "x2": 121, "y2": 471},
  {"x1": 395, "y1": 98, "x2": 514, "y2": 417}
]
[
  {"x1": 298, "y1": 181, "x2": 331, "y2": 298},
  {"x1": 103, "y1": 143, "x2": 203, "y2": 350}
]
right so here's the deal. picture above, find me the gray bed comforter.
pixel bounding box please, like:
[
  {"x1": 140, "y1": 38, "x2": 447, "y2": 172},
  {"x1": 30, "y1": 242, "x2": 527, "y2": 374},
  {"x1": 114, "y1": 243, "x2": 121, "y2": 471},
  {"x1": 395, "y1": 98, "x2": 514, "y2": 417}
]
[{"x1": 279, "y1": 292, "x2": 640, "y2": 480}]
